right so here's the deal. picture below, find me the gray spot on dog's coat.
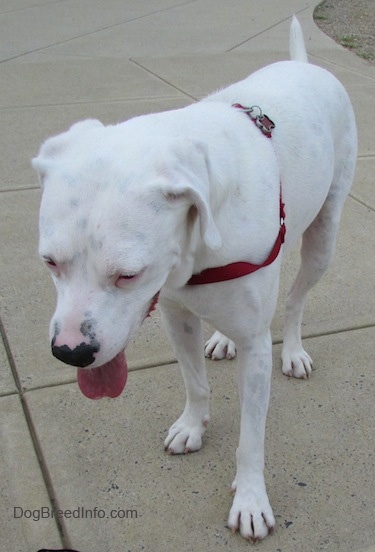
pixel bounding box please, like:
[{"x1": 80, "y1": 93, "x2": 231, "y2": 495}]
[
  {"x1": 183, "y1": 323, "x2": 193, "y2": 335},
  {"x1": 81, "y1": 318, "x2": 97, "y2": 339},
  {"x1": 69, "y1": 197, "x2": 81, "y2": 208},
  {"x1": 89, "y1": 235, "x2": 104, "y2": 251},
  {"x1": 77, "y1": 218, "x2": 88, "y2": 230},
  {"x1": 53, "y1": 321, "x2": 60, "y2": 338}
]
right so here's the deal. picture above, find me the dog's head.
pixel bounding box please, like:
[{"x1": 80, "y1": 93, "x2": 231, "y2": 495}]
[{"x1": 33, "y1": 117, "x2": 221, "y2": 399}]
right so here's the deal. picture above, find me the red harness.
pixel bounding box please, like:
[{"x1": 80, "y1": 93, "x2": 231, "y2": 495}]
[{"x1": 187, "y1": 103, "x2": 285, "y2": 286}]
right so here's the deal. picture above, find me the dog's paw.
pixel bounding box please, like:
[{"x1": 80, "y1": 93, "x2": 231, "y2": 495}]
[
  {"x1": 205, "y1": 331, "x2": 236, "y2": 360},
  {"x1": 164, "y1": 412, "x2": 209, "y2": 454},
  {"x1": 281, "y1": 346, "x2": 313, "y2": 379},
  {"x1": 227, "y1": 480, "x2": 275, "y2": 543}
]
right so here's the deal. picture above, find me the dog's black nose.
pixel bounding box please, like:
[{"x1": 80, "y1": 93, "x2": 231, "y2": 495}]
[{"x1": 51, "y1": 341, "x2": 99, "y2": 367}]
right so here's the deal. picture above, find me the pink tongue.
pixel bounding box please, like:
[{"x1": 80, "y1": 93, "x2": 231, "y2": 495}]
[{"x1": 77, "y1": 351, "x2": 128, "y2": 400}]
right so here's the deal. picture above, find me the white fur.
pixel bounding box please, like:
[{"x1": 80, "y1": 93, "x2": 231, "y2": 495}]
[
  {"x1": 289, "y1": 15, "x2": 309, "y2": 63},
  {"x1": 33, "y1": 19, "x2": 357, "y2": 543}
]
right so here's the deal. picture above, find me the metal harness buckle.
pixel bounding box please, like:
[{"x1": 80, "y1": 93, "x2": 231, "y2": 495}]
[{"x1": 232, "y1": 103, "x2": 275, "y2": 137}]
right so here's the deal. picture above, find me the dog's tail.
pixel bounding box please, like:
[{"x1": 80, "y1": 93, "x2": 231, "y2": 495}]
[{"x1": 289, "y1": 16, "x2": 309, "y2": 63}]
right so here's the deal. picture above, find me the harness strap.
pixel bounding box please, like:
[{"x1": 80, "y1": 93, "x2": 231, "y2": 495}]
[
  {"x1": 187, "y1": 193, "x2": 285, "y2": 285},
  {"x1": 187, "y1": 103, "x2": 285, "y2": 286}
]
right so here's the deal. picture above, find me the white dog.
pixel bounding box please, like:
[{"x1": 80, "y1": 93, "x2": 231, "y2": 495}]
[{"x1": 33, "y1": 18, "x2": 357, "y2": 542}]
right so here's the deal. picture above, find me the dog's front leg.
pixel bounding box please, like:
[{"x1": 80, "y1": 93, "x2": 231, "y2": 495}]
[
  {"x1": 228, "y1": 330, "x2": 275, "y2": 542},
  {"x1": 160, "y1": 296, "x2": 210, "y2": 454}
]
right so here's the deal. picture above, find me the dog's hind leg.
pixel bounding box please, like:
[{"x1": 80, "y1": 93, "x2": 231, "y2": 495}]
[
  {"x1": 282, "y1": 138, "x2": 356, "y2": 378},
  {"x1": 160, "y1": 297, "x2": 210, "y2": 454}
]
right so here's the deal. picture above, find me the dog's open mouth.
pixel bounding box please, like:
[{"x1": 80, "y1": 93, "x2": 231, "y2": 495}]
[
  {"x1": 75, "y1": 292, "x2": 159, "y2": 400},
  {"x1": 77, "y1": 352, "x2": 128, "y2": 400}
]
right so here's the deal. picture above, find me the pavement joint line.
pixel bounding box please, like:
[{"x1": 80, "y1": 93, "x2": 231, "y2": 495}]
[
  {"x1": 0, "y1": 94, "x2": 188, "y2": 112},
  {"x1": 282, "y1": 322, "x2": 375, "y2": 344},
  {"x1": 130, "y1": 58, "x2": 198, "y2": 101},
  {"x1": 18, "y1": 392, "x2": 73, "y2": 549},
  {"x1": 0, "y1": 315, "x2": 24, "y2": 395},
  {"x1": 22, "y1": 379, "x2": 80, "y2": 395},
  {"x1": 0, "y1": 389, "x2": 20, "y2": 398},
  {"x1": 0, "y1": 94, "x2": 189, "y2": 111},
  {"x1": 310, "y1": 53, "x2": 375, "y2": 81},
  {"x1": 0, "y1": 0, "x2": 62, "y2": 17},
  {"x1": 0, "y1": 315, "x2": 71, "y2": 546},
  {"x1": 226, "y1": 6, "x2": 310, "y2": 53},
  {"x1": 349, "y1": 193, "x2": 375, "y2": 212},
  {"x1": 0, "y1": 0, "x2": 200, "y2": 65},
  {"x1": 0, "y1": 186, "x2": 40, "y2": 194},
  {"x1": 11, "y1": 325, "x2": 375, "y2": 396}
]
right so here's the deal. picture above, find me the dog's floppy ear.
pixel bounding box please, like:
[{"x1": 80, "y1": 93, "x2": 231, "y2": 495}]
[
  {"x1": 163, "y1": 141, "x2": 222, "y2": 251},
  {"x1": 32, "y1": 119, "x2": 103, "y2": 187},
  {"x1": 165, "y1": 185, "x2": 222, "y2": 250}
]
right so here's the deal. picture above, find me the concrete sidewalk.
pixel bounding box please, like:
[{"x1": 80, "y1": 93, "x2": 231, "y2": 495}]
[{"x1": 0, "y1": 1, "x2": 374, "y2": 551}]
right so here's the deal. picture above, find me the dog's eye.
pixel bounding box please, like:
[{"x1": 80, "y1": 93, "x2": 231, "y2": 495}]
[
  {"x1": 115, "y1": 273, "x2": 138, "y2": 287},
  {"x1": 43, "y1": 257, "x2": 59, "y2": 273}
]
